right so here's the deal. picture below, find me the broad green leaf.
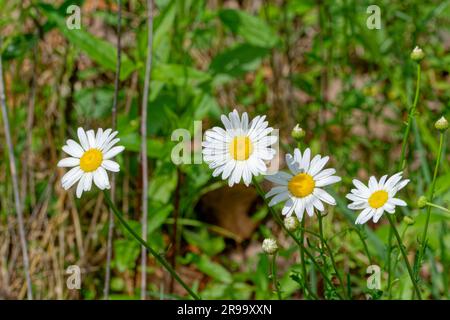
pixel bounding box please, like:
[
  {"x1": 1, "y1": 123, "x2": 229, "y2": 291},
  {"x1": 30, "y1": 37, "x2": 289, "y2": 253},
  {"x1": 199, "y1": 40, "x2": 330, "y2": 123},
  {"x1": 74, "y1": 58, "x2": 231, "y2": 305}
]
[
  {"x1": 39, "y1": 4, "x2": 135, "y2": 80},
  {"x1": 150, "y1": 63, "x2": 211, "y2": 86},
  {"x1": 183, "y1": 228, "x2": 225, "y2": 256},
  {"x1": 148, "y1": 162, "x2": 178, "y2": 203},
  {"x1": 147, "y1": 203, "x2": 173, "y2": 234},
  {"x1": 2, "y1": 34, "x2": 37, "y2": 61},
  {"x1": 209, "y1": 43, "x2": 270, "y2": 84},
  {"x1": 194, "y1": 254, "x2": 232, "y2": 284},
  {"x1": 218, "y1": 9, "x2": 279, "y2": 48},
  {"x1": 74, "y1": 86, "x2": 114, "y2": 119},
  {"x1": 113, "y1": 239, "x2": 140, "y2": 272}
]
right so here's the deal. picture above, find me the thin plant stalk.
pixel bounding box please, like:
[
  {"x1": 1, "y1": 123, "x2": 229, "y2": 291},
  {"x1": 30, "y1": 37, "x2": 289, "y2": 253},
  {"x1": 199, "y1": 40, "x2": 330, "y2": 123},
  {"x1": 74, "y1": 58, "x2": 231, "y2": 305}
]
[
  {"x1": 387, "y1": 62, "x2": 421, "y2": 298},
  {"x1": 425, "y1": 201, "x2": 450, "y2": 214},
  {"x1": 317, "y1": 212, "x2": 348, "y2": 299},
  {"x1": 253, "y1": 179, "x2": 344, "y2": 299},
  {"x1": 298, "y1": 218, "x2": 310, "y2": 298},
  {"x1": 103, "y1": 190, "x2": 201, "y2": 300},
  {"x1": 0, "y1": 37, "x2": 33, "y2": 300},
  {"x1": 140, "y1": 0, "x2": 154, "y2": 300},
  {"x1": 271, "y1": 253, "x2": 282, "y2": 300},
  {"x1": 417, "y1": 133, "x2": 445, "y2": 276},
  {"x1": 390, "y1": 225, "x2": 411, "y2": 290},
  {"x1": 104, "y1": 0, "x2": 122, "y2": 300},
  {"x1": 353, "y1": 227, "x2": 372, "y2": 264},
  {"x1": 386, "y1": 214, "x2": 422, "y2": 299},
  {"x1": 399, "y1": 63, "x2": 421, "y2": 171}
]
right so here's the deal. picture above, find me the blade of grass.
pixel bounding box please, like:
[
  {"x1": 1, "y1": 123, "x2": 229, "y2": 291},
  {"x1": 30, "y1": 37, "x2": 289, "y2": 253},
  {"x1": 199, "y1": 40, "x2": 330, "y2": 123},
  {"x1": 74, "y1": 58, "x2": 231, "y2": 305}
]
[
  {"x1": 0, "y1": 36, "x2": 33, "y2": 300},
  {"x1": 140, "y1": 0, "x2": 154, "y2": 300}
]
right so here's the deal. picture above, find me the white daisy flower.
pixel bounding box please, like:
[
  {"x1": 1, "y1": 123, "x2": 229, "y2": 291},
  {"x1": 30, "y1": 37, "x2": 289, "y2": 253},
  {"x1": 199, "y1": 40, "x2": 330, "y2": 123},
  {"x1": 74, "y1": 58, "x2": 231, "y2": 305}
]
[
  {"x1": 346, "y1": 172, "x2": 409, "y2": 225},
  {"x1": 202, "y1": 109, "x2": 278, "y2": 187},
  {"x1": 57, "y1": 128, "x2": 125, "y2": 198},
  {"x1": 265, "y1": 148, "x2": 341, "y2": 220}
]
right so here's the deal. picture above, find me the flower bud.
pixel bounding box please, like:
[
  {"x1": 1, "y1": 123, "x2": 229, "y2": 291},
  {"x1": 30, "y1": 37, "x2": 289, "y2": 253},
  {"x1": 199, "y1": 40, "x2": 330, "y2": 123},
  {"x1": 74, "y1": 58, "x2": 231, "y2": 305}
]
[
  {"x1": 291, "y1": 124, "x2": 305, "y2": 141},
  {"x1": 403, "y1": 216, "x2": 415, "y2": 225},
  {"x1": 417, "y1": 196, "x2": 427, "y2": 209},
  {"x1": 284, "y1": 216, "x2": 300, "y2": 231},
  {"x1": 262, "y1": 238, "x2": 278, "y2": 254},
  {"x1": 410, "y1": 46, "x2": 425, "y2": 62},
  {"x1": 435, "y1": 116, "x2": 448, "y2": 132}
]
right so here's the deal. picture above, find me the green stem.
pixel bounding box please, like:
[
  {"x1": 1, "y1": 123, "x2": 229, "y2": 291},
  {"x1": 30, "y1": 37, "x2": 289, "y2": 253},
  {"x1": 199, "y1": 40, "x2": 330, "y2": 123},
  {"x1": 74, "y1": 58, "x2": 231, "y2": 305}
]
[
  {"x1": 271, "y1": 253, "x2": 282, "y2": 300},
  {"x1": 253, "y1": 179, "x2": 344, "y2": 299},
  {"x1": 399, "y1": 63, "x2": 421, "y2": 171},
  {"x1": 387, "y1": 62, "x2": 421, "y2": 298},
  {"x1": 390, "y1": 225, "x2": 411, "y2": 297},
  {"x1": 353, "y1": 227, "x2": 372, "y2": 264},
  {"x1": 298, "y1": 218, "x2": 310, "y2": 299},
  {"x1": 318, "y1": 213, "x2": 349, "y2": 299},
  {"x1": 387, "y1": 214, "x2": 422, "y2": 299},
  {"x1": 386, "y1": 228, "x2": 393, "y2": 299},
  {"x1": 417, "y1": 133, "x2": 444, "y2": 276},
  {"x1": 426, "y1": 202, "x2": 450, "y2": 214},
  {"x1": 103, "y1": 190, "x2": 201, "y2": 300}
]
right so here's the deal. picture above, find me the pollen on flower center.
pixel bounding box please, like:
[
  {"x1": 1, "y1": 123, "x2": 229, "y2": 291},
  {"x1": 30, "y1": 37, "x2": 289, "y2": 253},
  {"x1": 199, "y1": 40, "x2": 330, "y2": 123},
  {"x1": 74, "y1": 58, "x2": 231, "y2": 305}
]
[
  {"x1": 368, "y1": 190, "x2": 388, "y2": 209},
  {"x1": 229, "y1": 136, "x2": 253, "y2": 160},
  {"x1": 80, "y1": 149, "x2": 103, "y2": 172},
  {"x1": 288, "y1": 173, "x2": 315, "y2": 198}
]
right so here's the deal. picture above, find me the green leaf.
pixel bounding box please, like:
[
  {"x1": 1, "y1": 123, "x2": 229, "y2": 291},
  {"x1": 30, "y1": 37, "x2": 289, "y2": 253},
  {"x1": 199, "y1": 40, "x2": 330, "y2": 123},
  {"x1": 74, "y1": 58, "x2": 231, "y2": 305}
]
[
  {"x1": 209, "y1": 43, "x2": 269, "y2": 84},
  {"x1": 39, "y1": 4, "x2": 135, "y2": 80},
  {"x1": 218, "y1": 9, "x2": 279, "y2": 48},
  {"x1": 74, "y1": 86, "x2": 114, "y2": 119},
  {"x1": 194, "y1": 254, "x2": 232, "y2": 284},
  {"x1": 183, "y1": 228, "x2": 225, "y2": 256},
  {"x1": 2, "y1": 33, "x2": 38, "y2": 61},
  {"x1": 253, "y1": 254, "x2": 270, "y2": 299},
  {"x1": 150, "y1": 63, "x2": 211, "y2": 86},
  {"x1": 118, "y1": 129, "x2": 170, "y2": 159},
  {"x1": 147, "y1": 202, "x2": 173, "y2": 234},
  {"x1": 113, "y1": 239, "x2": 140, "y2": 272},
  {"x1": 148, "y1": 162, "x2": 178, "y2": 203}
]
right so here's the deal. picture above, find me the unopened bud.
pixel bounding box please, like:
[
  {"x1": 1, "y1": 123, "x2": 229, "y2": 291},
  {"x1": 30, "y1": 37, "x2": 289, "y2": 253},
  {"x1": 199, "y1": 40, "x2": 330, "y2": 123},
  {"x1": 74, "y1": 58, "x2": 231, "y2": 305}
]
[
  {"x1": 291, "y1": 124, "x2": 305, "y2": 141},
  {"x1": 403, "y1": 216, "x2": 415, "y2": 225},
  {"x1": 262, "y1": 238, "x2": 278, "y2": 254},
  {"x1": 417, "y1": 196, "x2": 427, "y2": 209},
  {"x1": 410, "y1": 46, "x2": 425, "y2": 62},
  {"x1": 435, "y1": 116, "x2": 448, "y2": 132},
  {"x1": 284, "y1": 216, "x2": 300, "y2": 231}
]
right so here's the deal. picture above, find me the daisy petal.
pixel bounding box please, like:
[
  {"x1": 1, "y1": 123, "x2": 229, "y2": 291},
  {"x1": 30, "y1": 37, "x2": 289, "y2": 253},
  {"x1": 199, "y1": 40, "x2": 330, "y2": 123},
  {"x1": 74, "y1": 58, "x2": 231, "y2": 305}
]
[
  {"x1": 355, "y1": 207, "x2": 374, "y2": 225},
  {"x1": 64, "y1": 139, "x2": 84, "y2": 157},
  {"x1": 103, "y1": 146, "x2": 125, "y2": 160},
  {"x1": 102, "y1": 160, "x2": 120, "y2": 172},
  {"x1": 57, "y1": 157, "x2": 80, "y2": 167},
  {"x1": 77, "y1": 128, "x2": 89, "y2": 151},
  {"x1": 268, "y1": 191, "x2": 290, "y2": 206},
  {"x1": 313, "y1": 188, "x2": 336, "y2": 205},
  {"x1": 281, "y1": 198, "x2": 296, "y2": 216},
  {"x1": 389, "y1": 198, "x2": 407, "y2": 206}
]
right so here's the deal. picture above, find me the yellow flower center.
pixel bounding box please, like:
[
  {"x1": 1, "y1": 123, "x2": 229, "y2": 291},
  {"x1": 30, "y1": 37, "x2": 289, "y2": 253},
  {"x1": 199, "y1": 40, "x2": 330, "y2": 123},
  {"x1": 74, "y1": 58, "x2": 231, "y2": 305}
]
[
  {"x1": 368, "y1": 190, "x2": 388, "y2": 209},
  {"x1": 288, "y1": 173, "x2": 315, "y2": 198},
  {"x1": 80, "y1": 149, "x2": 103, "y2": 172},
  {"x1": 229, "y1": 136, "x2": 253, "y2": 161}
]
